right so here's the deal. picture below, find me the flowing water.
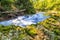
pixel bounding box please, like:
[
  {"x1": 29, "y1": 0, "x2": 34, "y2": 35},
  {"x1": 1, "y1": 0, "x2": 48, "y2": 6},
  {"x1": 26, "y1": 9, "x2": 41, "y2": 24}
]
[{"x1": 0, "y1": 12, "x2": 49, "y2": 27}]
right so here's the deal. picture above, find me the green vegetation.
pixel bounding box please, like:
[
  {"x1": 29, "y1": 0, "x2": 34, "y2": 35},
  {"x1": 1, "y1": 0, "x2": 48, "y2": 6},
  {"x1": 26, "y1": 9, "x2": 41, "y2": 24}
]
[
  {"x1": 0, "y1": 13, "x2": 60, "y2": 40},
  {"x1": 0, "y1": 25, "x2": 38, "y2": 40},
  {"x1": 39, "y1": 12, "x2": 60, "y2": 40},
  {"x1": 0, "y1": 0, "x2": 60, "y2": 40},
  {"x1": 1, "y1": 0, "x2": 60, "y2": 13},
  {"x1": 30, "y1": 0, "x2": 60, "y2": 12},
  {"x1": 1, "y1": 0, "x2": 35, "y2": 14}
]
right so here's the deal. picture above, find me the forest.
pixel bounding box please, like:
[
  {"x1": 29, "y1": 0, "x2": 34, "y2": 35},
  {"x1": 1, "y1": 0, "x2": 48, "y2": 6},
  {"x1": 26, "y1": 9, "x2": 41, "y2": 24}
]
[{"x1": 0, "y1": 0, "x2": 60, "y2": 40}]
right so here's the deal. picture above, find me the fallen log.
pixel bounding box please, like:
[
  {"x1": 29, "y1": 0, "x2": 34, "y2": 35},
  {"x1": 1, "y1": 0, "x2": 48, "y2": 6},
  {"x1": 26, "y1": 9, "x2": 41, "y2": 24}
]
[{"x1": 0, "y1": 9, "x2": 26, "y2": 13}]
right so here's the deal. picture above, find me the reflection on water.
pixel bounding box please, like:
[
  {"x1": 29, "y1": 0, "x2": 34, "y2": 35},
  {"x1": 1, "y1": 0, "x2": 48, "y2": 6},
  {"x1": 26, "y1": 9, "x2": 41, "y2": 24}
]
[{"x1": 0, "y1": 12, "x2": 50, "y2": 27}]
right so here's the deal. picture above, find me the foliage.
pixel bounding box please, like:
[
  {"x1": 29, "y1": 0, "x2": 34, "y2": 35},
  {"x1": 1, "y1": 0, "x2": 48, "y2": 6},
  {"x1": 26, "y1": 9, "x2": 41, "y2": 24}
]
[
  {"x1": 1, "y1": 0, "x2": 60, "y2": 13},
  {"x1": 0, "y1": 25, "x2": 38, "y2": 40},
  {"x1": 1, "y1": 0, "x2": 60, "y2": 40},
  {"x1": 30, "y1": 0, "x2": 60, "y2": 12},
  {"x1": 39, "y1": 12, "x2": 60, "y2": 40},
  {"x1": 0, "y1": 12, "x2": 60, "y2": 40},
  {"x1": 1, "y1": 0, "x2": 35, "y2": 14},
  {"x1": 25, "y1": 26, "x2": 37, "y2": 36},
  {"x1": 1, "y1": 0, "x2": 16, "y2": 10}
]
